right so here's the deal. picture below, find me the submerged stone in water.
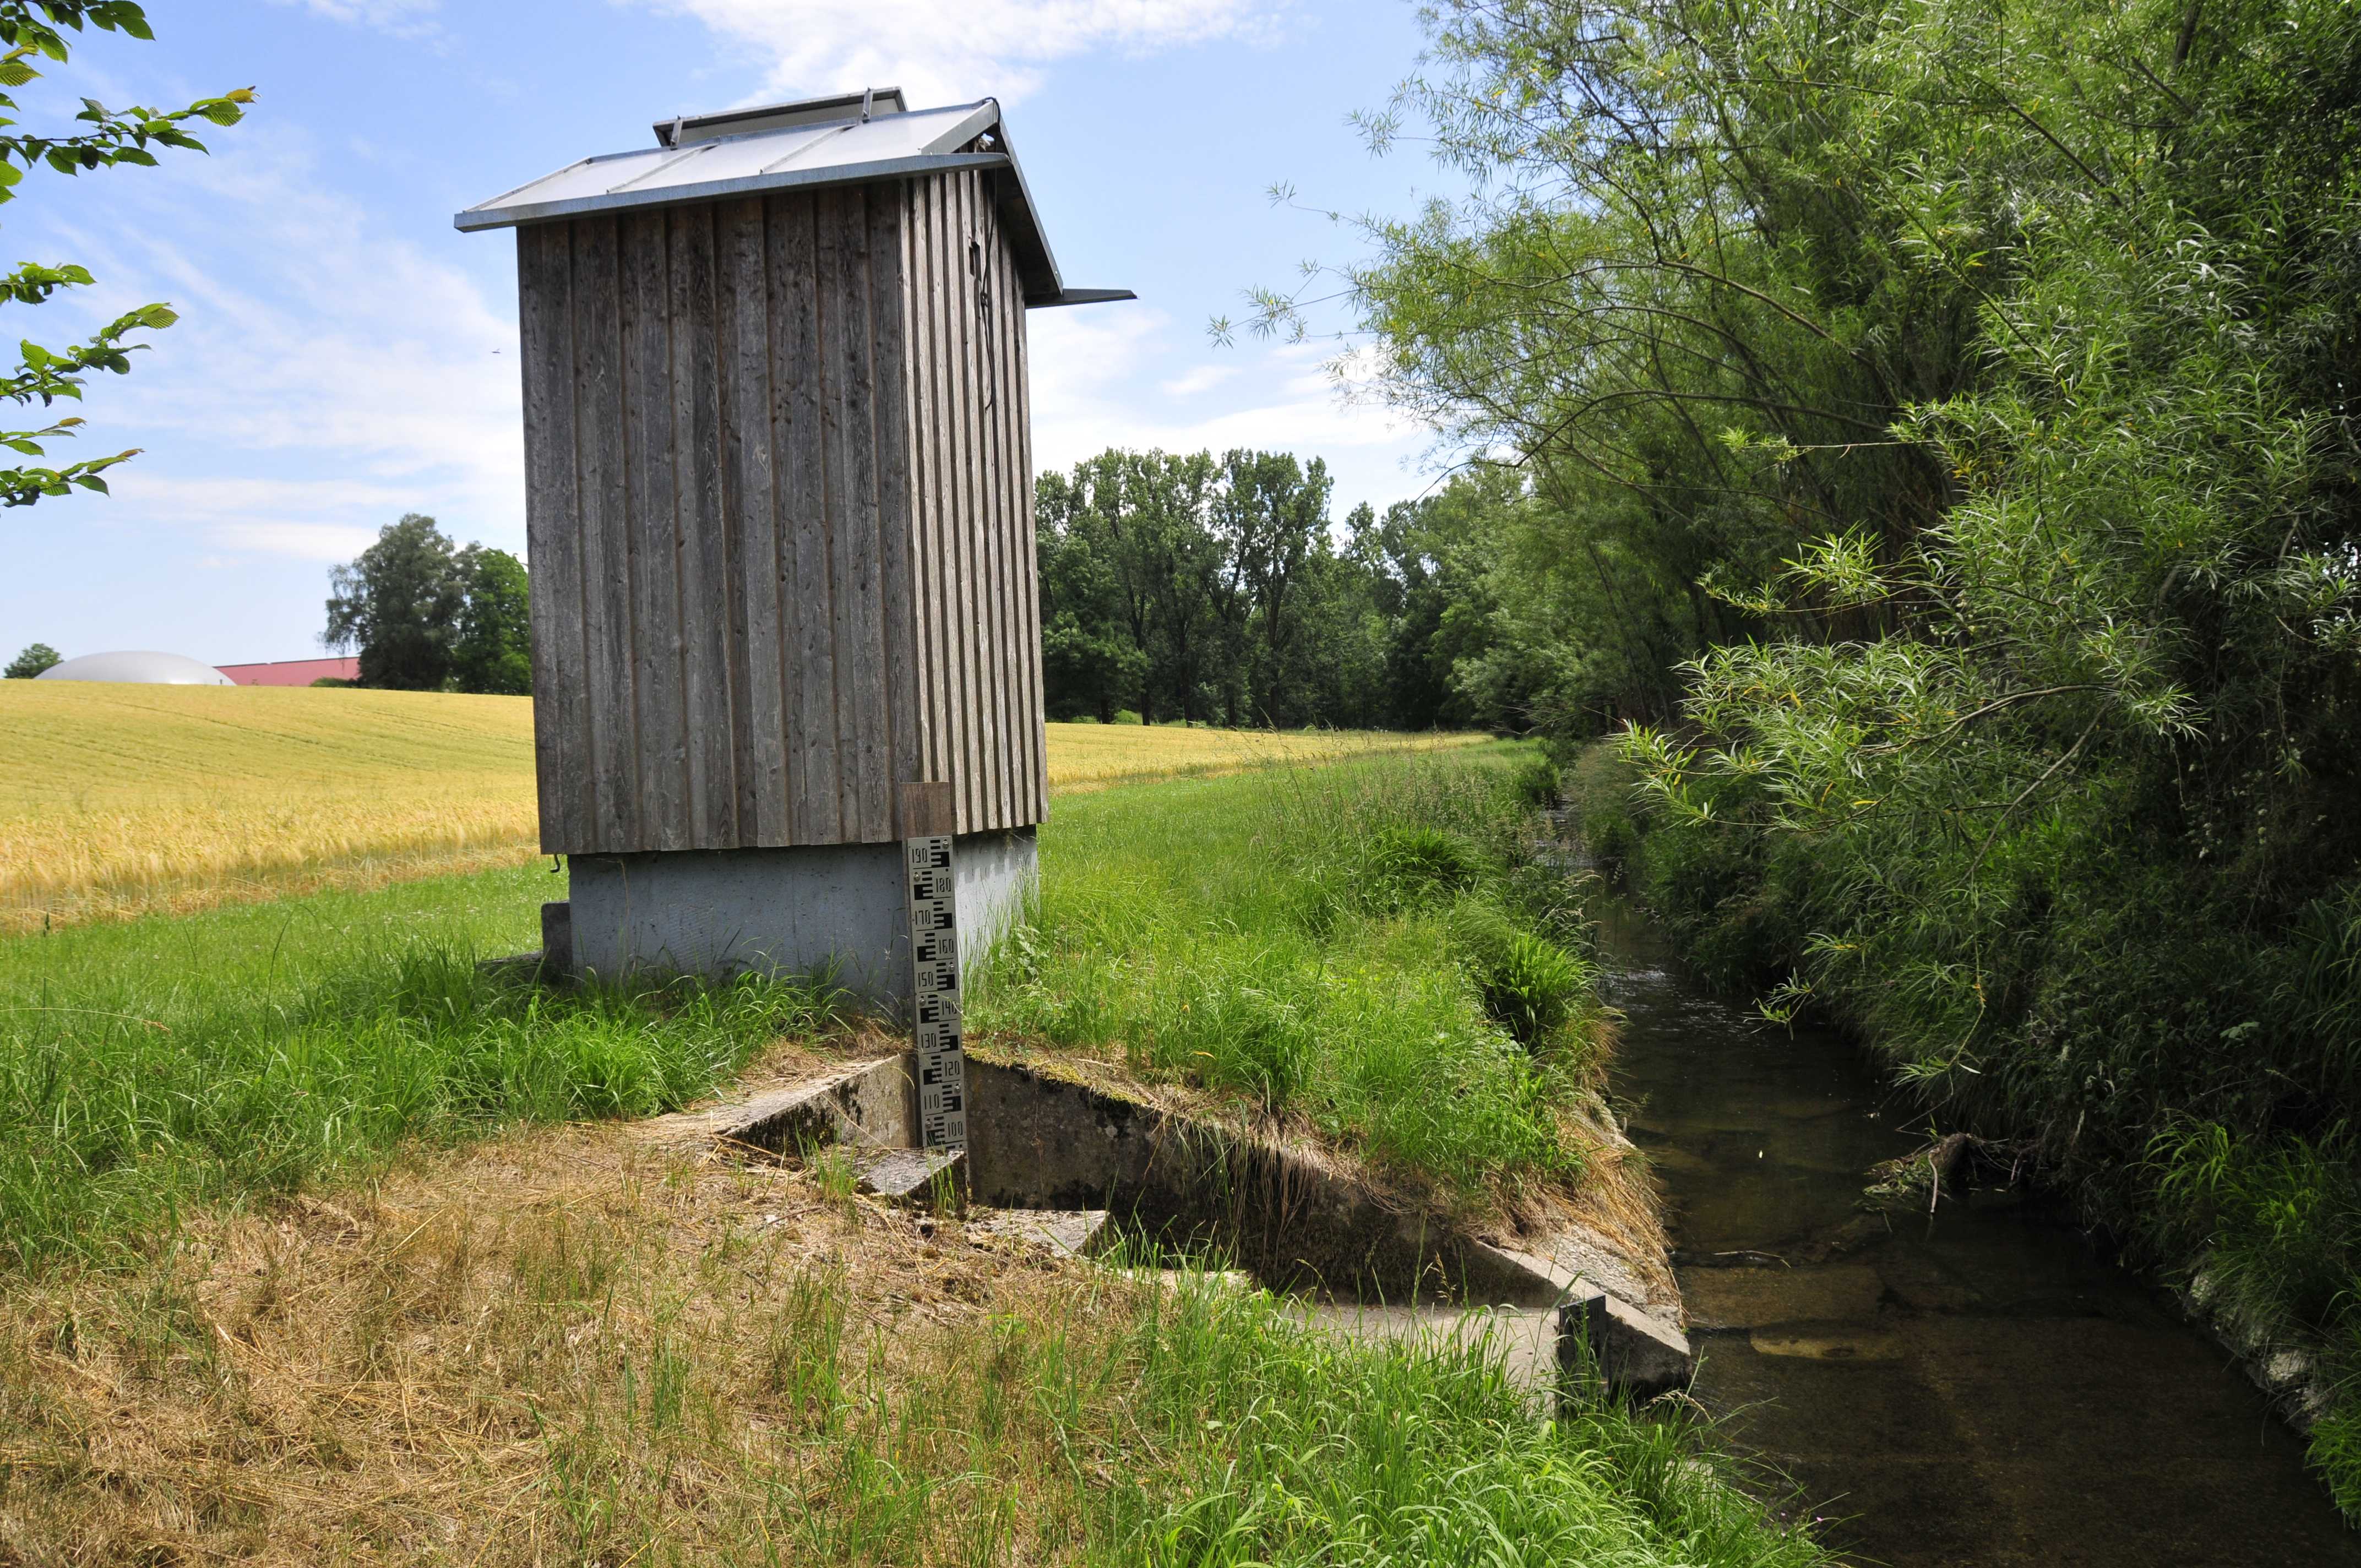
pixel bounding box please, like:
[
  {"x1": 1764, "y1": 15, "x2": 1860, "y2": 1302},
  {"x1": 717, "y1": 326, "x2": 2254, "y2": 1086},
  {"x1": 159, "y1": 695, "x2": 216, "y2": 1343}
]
[
  {"x1": 1681, "y1": 1264, "x2": 1884, "y2": 1330},
  {"x1": 1748, "y1": 1330, "x2": 1905, "y2": 1362}
]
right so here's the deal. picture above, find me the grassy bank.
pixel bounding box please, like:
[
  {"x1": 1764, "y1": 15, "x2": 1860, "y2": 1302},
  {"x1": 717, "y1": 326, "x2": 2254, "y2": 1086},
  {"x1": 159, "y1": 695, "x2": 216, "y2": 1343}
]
[
  {"x1": 0, "y1": 1112, "x2": 1828, "y2": 1565},
  {"x1": 1568, "y1": 739, "x2": 2361, "y2": 1514},
  {"x1": 0, "y1": 679, "x2": 1488, "y2": 933},
  {"x1": 977, "y1": 744, "x2": 1608, "y2": 1213},
  {"x1": 0, "y1": 746, "x2": 1603, "y2": 1271},
  {"x1": 0, "y1": 752, "x2": 1829, "y2": 1565}
]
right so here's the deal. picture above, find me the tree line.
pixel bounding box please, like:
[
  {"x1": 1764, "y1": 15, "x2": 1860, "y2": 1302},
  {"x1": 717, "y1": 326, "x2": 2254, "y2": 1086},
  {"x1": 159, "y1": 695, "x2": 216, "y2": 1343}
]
[
  {"x1": 1283, "y1": 0, "x2": 2361, "y2": 1502},
  {"x1": 1036, "y1": 447, "x2": 1520, "y2": 732}
]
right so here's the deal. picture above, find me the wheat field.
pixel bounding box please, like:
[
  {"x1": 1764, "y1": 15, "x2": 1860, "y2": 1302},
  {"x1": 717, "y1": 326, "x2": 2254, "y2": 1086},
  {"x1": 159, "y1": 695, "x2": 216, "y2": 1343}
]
[{"x1": 0, "y1": 683, "x2": 1484, "y2": 932}]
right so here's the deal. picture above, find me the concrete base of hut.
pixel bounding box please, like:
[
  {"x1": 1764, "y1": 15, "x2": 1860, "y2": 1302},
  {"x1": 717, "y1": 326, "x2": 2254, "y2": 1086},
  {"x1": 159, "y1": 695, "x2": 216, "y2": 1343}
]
[{"x1": 562, "y1": 827, "x2": 1036, "y2": 1009}]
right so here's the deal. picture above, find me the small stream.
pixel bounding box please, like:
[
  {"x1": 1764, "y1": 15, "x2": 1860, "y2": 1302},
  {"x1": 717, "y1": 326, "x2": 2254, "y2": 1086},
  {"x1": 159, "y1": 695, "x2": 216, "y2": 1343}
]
[{"x1": 1595, "y1": 894, "x2": 2361, "y2": 1566}]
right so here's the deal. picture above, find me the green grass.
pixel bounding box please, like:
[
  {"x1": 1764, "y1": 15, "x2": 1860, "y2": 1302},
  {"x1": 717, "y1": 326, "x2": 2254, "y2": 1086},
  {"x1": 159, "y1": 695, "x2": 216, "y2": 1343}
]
[
  {"x1": 0, "y1": 754, "x2": 1835, "y2": 1567},
  {"x1": 975, "y1": 743, "x2": 1601, "y2": 1206},
  {"x1": 0, "y1": 746, "x2": 1597, "y2": 1270},
  {"x1": 1086, "y1": 1272, "x2": 1826, "y2": 1567},
  {"x1": 0, "y1": 864, "x2": 843, "y2": 1270}
]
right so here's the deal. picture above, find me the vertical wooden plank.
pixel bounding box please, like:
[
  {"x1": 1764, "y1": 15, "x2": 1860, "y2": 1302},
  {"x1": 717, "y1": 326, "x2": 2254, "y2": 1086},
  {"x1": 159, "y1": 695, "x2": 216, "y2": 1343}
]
[
  {"x1": 899, "y1": 183, "x2": 939, "y2": 801},
  {"x1": 1011, "y1": 231, "x2": 1049, "y2": 821},
  {"x1": 823, "y1": 185, "x2": 892, "y2": 842},
  {"x1": 572, "y1": 215, "x2": 640, "y2": 850},
  {"x1": 869, "y1": 185, "x2": 925, "y2": 839},
  {"x1": 985, "y1": 209, "x2": 1031, "y2": 828},
  {"x1": 622, "y1": 211, "x2": 689, "y2": 852},
  {"x1": 919, "y1": 175, "x2": 969, "y2": 829},
  {"x1": 720, "y1": 197, "x2": 790, "y2": 845},
  {"x1": 517, "y1": 222, "x2": 591, "y2": 854},
  {"x1": 949, "y1": 172, "x2": 992, "y2": 835},
  {"x1": 770, "y1": 190, "x2": 843, "y2": 843},
  {"x1": 990, "y1": 215, "x2": 1044, "y2": 824},
  {"x1": 969, "y1": 175, "x2": 1010, "y2": 832},
  {"x1": 670, "y1": 204, "x2": 737, "y2": 848}
]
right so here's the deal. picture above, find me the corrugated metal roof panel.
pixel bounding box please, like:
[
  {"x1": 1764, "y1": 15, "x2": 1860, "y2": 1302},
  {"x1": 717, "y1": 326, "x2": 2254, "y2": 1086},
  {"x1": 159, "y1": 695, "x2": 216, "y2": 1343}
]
[
  {"x1": 458, "y1": 101, "x2": 993, "y2": 232},
  {"x1": 458, "y1": 92, "x2": 1133, "y2": 311}
]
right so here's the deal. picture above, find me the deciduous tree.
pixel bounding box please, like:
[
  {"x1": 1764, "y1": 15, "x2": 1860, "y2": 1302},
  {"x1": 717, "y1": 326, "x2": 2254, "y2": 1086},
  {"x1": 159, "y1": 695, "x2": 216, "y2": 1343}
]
[{"x1": 0, "y1": 3, "x2": 250, "y2": 509}]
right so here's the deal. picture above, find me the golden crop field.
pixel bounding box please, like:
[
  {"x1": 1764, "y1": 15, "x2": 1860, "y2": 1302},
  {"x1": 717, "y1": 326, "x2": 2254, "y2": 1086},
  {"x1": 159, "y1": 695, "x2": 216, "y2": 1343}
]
[{"x1": 0, "y1": 683, "x2": 1487, "y2": 932}]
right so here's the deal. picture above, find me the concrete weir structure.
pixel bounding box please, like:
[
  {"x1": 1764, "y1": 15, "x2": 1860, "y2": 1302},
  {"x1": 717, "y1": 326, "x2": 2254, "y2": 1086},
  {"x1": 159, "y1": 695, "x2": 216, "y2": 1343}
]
[
  {"x1": 460, "y1": 89, "x2": 1129, "y2": 1004},
  {"x1": 684, "y1": 1048, "x2": 1696, "y2": 1401}
]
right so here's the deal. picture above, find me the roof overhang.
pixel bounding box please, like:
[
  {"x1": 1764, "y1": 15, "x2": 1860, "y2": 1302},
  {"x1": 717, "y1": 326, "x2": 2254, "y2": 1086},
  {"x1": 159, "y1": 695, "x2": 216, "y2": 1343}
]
[{"x1": 457, "y1": 93, "x2": 1133, "y2": 311}]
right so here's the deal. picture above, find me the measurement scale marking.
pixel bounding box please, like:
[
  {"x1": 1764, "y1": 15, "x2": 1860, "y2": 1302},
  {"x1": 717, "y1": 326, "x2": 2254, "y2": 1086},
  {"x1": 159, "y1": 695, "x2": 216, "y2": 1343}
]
[{"x1": 905, "y1": 833, "x2": 966, "y2": 1149}]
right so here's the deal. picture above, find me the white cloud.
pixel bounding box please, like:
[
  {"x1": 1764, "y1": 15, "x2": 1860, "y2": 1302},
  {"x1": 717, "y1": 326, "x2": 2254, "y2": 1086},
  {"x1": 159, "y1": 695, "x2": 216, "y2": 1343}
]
[
  {"x1": 205, "y1": 521, "x2": 387, "y2": 561},
  {"x1": 1160, "y1": 362, "x2": 1238, "y2": 397},
  {"x1": 644, "y1": 0, "x2": 1288, "y2": 106},
  {"x1": 29, "y1": 124, "x2": 523, "y2": 559},
  {"x1": 1027, "y1": 303, "x2": 1426, "y2": 507},
  {"x1": 269, "y1": 0, "x2": 443, "y2": 39}
]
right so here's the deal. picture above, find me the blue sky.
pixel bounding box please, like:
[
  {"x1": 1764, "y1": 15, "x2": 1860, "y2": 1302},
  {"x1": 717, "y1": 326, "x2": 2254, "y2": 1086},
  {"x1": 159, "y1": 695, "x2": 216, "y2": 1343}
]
[{"x1": 0, "y1": 0, "x2": 1461, "y2": 666}]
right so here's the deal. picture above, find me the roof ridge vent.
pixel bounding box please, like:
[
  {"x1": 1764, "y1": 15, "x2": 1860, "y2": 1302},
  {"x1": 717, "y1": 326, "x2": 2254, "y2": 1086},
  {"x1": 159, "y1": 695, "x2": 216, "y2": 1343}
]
[{"x1": 656, "y1": 88, "x2": 907, "y2": 148}]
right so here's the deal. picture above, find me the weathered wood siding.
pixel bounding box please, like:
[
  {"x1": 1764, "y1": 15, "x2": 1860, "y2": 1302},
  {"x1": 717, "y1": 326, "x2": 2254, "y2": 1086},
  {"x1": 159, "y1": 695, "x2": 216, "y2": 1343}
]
[
  {"x1": 517, "y1": 170, "x2": 1045, "y2": 854},
  {"x1": 899, "y1": 167, "x2": 1048, "y2": 836}
]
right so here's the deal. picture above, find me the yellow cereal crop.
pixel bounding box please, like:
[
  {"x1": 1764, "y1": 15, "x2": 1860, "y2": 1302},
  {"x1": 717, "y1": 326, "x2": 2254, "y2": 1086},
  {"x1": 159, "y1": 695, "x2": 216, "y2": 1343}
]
[{"x1": 0, "y1": 683, "x2": 1486, "y2": 932}]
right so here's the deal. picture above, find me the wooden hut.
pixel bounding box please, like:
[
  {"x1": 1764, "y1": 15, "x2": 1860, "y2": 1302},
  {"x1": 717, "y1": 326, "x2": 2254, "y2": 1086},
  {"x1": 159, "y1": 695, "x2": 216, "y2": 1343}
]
[{"x1": 459, "y1": 88, "x2": 1129, "y2": 995}]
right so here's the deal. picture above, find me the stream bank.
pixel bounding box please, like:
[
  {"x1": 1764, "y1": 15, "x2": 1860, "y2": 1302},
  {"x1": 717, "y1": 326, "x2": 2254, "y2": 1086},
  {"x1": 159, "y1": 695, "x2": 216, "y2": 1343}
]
[{"x1": 1596, "y1": 892, "x2": 2361, "y2": 1566}]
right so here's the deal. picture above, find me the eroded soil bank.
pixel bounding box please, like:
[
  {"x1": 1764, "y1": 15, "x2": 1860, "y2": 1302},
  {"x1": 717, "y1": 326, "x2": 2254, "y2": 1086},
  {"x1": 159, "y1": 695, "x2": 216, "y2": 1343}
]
[{"x1": 1596, "y1": 895, "x2": 2361, "y2": 1567}]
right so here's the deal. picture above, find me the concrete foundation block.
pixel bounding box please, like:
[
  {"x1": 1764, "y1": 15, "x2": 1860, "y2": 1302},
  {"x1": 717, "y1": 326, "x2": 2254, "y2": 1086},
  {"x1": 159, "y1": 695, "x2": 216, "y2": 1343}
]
[
  {"x1": 541, "y1": 901, "x2": 574, "y2": 974},
  {"x1": 567, "y1": 828, "x2": 1036, "y2": 1008}
]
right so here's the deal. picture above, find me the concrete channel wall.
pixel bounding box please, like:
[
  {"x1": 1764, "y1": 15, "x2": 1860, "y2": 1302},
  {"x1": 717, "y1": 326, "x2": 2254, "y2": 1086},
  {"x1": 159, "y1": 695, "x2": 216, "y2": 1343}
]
[{"x1": 706, "y1": 1049, "x2": 1691, "y2": 1397}]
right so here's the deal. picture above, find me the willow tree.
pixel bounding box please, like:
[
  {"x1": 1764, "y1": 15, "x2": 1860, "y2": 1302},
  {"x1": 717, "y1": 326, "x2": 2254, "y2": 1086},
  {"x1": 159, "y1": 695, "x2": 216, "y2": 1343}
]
[
  {"x1": 1260, "y1": 0, "x2": 2361, "y2": 1507},
  {"x1": 0, "y1": 2, "x2": 250, "y2": 508}
]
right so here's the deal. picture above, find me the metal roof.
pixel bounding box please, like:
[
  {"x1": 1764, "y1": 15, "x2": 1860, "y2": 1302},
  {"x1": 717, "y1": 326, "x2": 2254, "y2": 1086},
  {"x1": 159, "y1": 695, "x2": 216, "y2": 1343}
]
[{"x1": 456, "y1": 91, "x2": 1133, "y2": 311}]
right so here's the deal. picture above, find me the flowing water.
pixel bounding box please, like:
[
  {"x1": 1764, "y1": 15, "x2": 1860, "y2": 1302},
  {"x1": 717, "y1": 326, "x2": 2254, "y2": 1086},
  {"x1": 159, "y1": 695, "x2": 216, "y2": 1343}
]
[{"x1": 1596, "y1": 895, "x2": 2361, "y2": 1566}]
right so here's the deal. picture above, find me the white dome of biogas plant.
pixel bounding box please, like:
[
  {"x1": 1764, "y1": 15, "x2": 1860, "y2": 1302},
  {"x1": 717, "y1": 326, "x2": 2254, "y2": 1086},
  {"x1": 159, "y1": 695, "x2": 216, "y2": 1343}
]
[{"x1": 34, "y1": 651, "x2": 233, "y2": 685}]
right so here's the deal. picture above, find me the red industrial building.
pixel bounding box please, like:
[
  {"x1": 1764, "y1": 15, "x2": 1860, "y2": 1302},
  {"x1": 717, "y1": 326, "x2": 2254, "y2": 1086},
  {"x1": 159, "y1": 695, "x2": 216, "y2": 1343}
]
[{"x1": 214, "y1": 657, "x2": 360, "y2": 687}]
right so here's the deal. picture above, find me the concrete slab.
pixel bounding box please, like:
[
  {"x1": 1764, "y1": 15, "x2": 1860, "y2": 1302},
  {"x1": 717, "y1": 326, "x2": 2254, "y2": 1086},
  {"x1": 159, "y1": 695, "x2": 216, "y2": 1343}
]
[
  {"x1": 856, "y1": 1147, "x2": 966, "y2": 1207},
  {"x1": 1299, "y1": 1303, "x2": 1565, "y2": 1396},
  {"x1": 700, "y1": 1054, "x2": 915, "y2": 1154},
  {"x1": 965, "y1": 1208, "x2": 1111, "y2": 1258}
]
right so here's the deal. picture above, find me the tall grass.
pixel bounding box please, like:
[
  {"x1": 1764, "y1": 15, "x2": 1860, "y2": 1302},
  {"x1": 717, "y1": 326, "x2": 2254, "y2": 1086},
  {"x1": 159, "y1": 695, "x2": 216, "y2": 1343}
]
[
  {"x1": 0, "y1": 864, "x2": 841, "y2": 1270},
  {"x1": 1098, "y1": 1276, "x2": 1828, "y2": 1566},
  {"x1": 977, "y1": 745, "x2": 1601, "y2": 1206}
]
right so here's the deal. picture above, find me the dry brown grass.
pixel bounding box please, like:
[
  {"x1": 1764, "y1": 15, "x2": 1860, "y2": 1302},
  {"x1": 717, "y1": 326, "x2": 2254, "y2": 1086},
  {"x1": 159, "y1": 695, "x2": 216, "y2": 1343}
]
[
  {"x1": 0, "y1": 1019, "x2": 1673, "y2": 1566},
  {"x1": 0, "y1": 1043, "x2": 1148, "y2": 1565},
  {"x1": 0, "y1": 682, "x2": 1487, "y2": 933}
]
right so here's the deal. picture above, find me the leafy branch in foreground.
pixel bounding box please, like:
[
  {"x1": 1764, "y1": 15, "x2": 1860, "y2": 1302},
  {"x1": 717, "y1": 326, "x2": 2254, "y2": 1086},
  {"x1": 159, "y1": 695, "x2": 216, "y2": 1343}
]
[{"x1": 0, "y1": 2, "x2": 251, "y2": 506}]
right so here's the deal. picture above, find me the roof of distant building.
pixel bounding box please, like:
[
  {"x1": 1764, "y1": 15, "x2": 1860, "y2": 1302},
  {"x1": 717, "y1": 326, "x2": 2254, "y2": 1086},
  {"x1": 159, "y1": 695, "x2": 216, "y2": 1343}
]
[{"x1": 216, "y1": 656, "x2": 360, "y2": 687}]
